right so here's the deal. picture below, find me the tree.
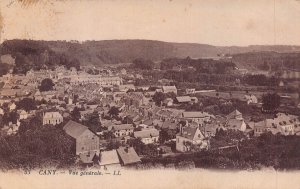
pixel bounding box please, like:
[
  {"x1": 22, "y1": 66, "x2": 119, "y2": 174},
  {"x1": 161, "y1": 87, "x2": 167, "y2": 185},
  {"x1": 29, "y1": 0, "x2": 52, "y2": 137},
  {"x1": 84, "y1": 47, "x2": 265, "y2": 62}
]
[
  {"x1": 262, "y1": 93, "x2": 281, "y2": 112},
  {"x1": 108, "y1": 106, "x2": 120, "y2": 118},
  {"x1": 0, "y1": 63, "x2": 11, "y2": 76},
  {"x1": 39, "y1": 78, "x2": 54, "y2": 92},
  {"x1": 83, "y1": 111, "x2": 102, "y2": 133},
  {"x1": 153, "y1": 92, "x2": 166, "y2": 106},
  {"x1": 3, "y1": 111, "x2": 19, "y2": 125},
  {"x1": 16, "y1": 98, "x2": 37, "y2": 112},
  {"x1": 71, "y1": 107, "x2": 81, "y2": 121},
  {"x1": 132, "y1": 58, "x2": 154, "y2": 70}
]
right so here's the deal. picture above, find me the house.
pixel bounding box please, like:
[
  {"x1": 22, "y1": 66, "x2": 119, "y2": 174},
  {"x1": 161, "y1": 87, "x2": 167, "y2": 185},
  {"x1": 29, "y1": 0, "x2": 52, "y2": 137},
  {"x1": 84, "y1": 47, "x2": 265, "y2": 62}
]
[
  {"x1": 279, "y1": 80, "x2": 285, "y2": 87},
  {"x1": 116, "y1": 147, "x2": 141, "y2": 166},
  {"x1": 123, "y1": 92, "x2": 149, "y2": 107},
  {"x1": 163, "y1": 98, "x2": 174, "y2": 107},
  {"x1": 118, "y1": 84, "x2": 136, "y2": 92},
  {"x1": 63, "y1": 120, "x2": 100, "y2": 155},
  {"x1": 226, "y1": 109, "x2": 243, "y2": 120},
  {"x1": 182, "y1": 111, "x2": 215, "y2": 124},
  {"x1": 4, "y1": 122, "x2": 20, "y2": 135},
  {"x1": 244, "y1": 94, "x2": 258, "y2": 104},
  {"x1": 162, "y1": 86, "x2": 177, "y2": 95},
  {"x1": 43, "y1": 112, "x2": 63, "y2": 125},
  {"x1": 120, "y1": 68, "x2": 127, "y2": 75},
  {"x1": 134, "y1": 129, "x2": 159, "y2": 144},
  {"x1": 0, "y1": 89, "x2": 17, "y2": 98},
  {"x1": 186, "y1": 88, "x2": 196, "y2": 94},
  {"x1": 19, "y1": 110, "x2": 29, "y2": 120},
  {"x1": 176, "y1": 126, "x2": 207, "y2": 152},
  {"x1": 226, "y1": 119, "x2": 247, "y2": 132},
  {"x1": 254, "y1": 113, "x2": 299, "y2": 136},
  {"x1": 99, "y1": 150, "x2": 121, "y2": 169},
  {"x1": 108, "y1": 124, "x2": 134, "y2": 137},
  {"x1": 9, "y1": 102, "x2": 16, "y2": 111}
]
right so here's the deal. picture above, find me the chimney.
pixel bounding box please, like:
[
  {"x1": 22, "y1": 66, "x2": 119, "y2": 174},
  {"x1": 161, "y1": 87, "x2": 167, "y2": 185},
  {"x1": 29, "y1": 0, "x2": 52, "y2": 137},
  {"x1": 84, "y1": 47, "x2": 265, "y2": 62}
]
[{"x1": 124, "y1": 147, "x2": 129, "y2": 153}]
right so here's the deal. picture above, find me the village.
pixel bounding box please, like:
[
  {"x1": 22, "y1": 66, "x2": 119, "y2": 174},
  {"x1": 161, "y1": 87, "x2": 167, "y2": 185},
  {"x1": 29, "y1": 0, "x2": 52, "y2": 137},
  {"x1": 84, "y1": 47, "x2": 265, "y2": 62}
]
[{"x1": 0, "y1": 51, "x2": 300, "y2": 171}]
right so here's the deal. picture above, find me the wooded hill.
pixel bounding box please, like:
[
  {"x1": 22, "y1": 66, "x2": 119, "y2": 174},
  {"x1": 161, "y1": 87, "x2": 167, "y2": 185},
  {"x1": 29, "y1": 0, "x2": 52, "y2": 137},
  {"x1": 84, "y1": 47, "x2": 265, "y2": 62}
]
[{"x1": 1, "y1": 39, "x2": 300, "y2": 72}]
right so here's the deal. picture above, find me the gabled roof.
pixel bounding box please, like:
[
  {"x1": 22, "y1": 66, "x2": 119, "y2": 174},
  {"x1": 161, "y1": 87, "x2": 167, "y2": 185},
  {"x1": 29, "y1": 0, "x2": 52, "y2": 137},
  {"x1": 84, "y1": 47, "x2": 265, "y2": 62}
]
[
  {"x1": 63, "y1": 120, "x2": 90, "y2": 139},
  {"x1": 227, "y1": 109, "x2": 242, "y2": 119},
  {"x1": 116, "y1": 147, "x2": 141, "y2": 165},
  {"x1": 99, "y1": 150, "x2": 120, "y2": 166},
  {"x1": 134, "y1": 129, "x2": 159, "y2": 138},
  {"x1": 161, "y1": 120, "x2": 177, "y2": 130},
  {"x1": 227, "y1": 119, "x2": 244, "y2": 128},
  {"x1": 108, "y1": 124, "x2": 134, "y2": 131},
  {"x1": 143, "y1": 119, "x2": 153, "y2": 126},
  {"x1": 176, "y1": 96, "x2": 191, "y2": 103},
  {"x1": 179, "y1": 126, "x2": 200, "y2": 140},
  {"x1": 162, "y1": 86, "x2": 177, "y2": 91},
  {"x1": 182, "y1": 111, "x2": 214, "y2": 118},
  {"x1": 0, "y1": 89, "x2": 17, "y2": 97}
]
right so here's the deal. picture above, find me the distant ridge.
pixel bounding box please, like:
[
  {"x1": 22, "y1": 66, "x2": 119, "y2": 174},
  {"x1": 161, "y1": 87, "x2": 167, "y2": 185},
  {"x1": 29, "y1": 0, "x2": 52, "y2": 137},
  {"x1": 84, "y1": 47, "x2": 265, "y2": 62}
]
[{"x1": 1, "y1": 39, "x2": 300, "y2": 66}]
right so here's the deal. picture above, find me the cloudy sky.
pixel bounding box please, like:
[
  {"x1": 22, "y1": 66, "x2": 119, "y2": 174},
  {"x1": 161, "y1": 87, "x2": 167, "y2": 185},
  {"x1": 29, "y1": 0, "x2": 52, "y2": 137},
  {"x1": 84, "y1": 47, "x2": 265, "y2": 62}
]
[{"x1": 0, "y1": 0, "x2": 300, "y2": 46}]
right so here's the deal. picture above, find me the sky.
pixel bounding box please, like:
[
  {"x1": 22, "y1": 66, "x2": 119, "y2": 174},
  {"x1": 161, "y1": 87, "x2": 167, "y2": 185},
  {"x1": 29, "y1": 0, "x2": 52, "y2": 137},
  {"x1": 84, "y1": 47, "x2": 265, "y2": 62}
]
[{"x1": 0, "y1": 0, "x2": 300, "y2": 46}]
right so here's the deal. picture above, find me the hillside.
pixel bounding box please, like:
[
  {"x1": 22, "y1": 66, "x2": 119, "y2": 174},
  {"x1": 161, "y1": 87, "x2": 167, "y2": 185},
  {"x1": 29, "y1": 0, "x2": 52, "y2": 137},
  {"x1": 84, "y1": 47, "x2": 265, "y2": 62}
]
[{"x1": 1, "y1": 39, "x2": 300, "y2": 72}]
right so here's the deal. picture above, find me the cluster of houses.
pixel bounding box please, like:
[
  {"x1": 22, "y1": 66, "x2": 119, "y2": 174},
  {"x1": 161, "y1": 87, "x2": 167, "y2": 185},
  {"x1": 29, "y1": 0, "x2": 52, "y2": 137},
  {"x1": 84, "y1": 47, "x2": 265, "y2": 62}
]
[{"x1": 1, "y1": 65, "x2": 300, "y2": 168}]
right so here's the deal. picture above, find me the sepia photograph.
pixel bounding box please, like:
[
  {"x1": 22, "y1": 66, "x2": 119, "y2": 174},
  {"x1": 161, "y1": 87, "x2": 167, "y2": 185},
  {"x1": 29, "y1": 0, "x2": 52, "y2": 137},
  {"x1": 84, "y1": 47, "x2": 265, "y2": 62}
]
[{"x1": 0, "y1": 0, "x2": 300, "y2": 188}]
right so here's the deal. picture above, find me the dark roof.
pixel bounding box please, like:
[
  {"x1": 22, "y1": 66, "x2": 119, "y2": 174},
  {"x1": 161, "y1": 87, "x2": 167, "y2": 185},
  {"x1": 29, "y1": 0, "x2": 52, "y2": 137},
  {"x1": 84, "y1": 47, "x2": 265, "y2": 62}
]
[
  {"x1": 116, "y1": 147, "x2": 141, "y2": 165},
  {"x1": 179, "y1": 126, "x2": 198, "y2": 140},
  {"x1": 63, "y1": 120, "x2": 90, "y2": 139},
  {"x1": 161, "y1": 120, "x2": 177, "y2": 130},
  {"x1": 108, "y1": 124, "x2": 134, "y2": 131}
]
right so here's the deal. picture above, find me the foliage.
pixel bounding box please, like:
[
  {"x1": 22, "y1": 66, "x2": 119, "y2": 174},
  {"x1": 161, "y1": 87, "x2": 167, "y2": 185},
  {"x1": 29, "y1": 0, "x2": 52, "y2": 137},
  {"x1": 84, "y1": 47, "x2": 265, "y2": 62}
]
[
  {"x1": 108, "y1": 106, "x2": 120, "y2": 118},
  {"x1": 39, "y1": 78, "x2": 55, "y2": 92},
  {"x1": 0, "y1": 63, "x2": 11, "y2": 76},
  {"x1": 0, "y1": 119, "x2": 75, "y2": 169},
  {"x1": 242, "y1": 74, "x2": 279, "y2": 86},
  {"x1": 70, "y1": 107, "x2": 82, "y2": 121},
  {"x1": 262, "y1": 93, "x2": 281, "y2": 112},
  {"x1": 106, "y1": 140, "x2": 121, "y2": 150},
  {"x1": 132, "y1": 58, "x2": 154, "y2": 70},
  {"x1": 152, "y1": 92, "x2": 166, "y2": 106},
  {"x1": 127, "y1": 138, "x2": 158, "y2": 157},
  {"x1": 82, "y1": 111, "x2": 102, "y2": 133},
  {"x1": 16, "y1": 98, "x2": 37, "y2": 112},
  {"x1": 2, "y1": 111, "x2": 19, "y2": 125}
]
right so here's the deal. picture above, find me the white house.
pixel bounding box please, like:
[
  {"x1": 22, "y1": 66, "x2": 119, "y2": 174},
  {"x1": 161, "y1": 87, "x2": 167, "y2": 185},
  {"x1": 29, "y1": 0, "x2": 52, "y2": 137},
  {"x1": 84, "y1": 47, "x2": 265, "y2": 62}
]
[
  {"x1": 134, "y1": 129, "x2": 159, "y2": 144},
  {"x1": 244, "y1": 94, "x2": 258, "y2": 104},
  {"x1": 43, "y1": 112, "x2": 63, "y2": 125},
  {"x1": 182, "y1": 111, "x2": 215, "y2": 124},
  {"x1": 176, "y1": 126, "x2": 207, "y2": 152},
  {"x1": 19, "y1": 110, "x2": 29, "y2": 120},
  {"x1": 108, "y1": 124, "x2": 134, "y2": 137}
]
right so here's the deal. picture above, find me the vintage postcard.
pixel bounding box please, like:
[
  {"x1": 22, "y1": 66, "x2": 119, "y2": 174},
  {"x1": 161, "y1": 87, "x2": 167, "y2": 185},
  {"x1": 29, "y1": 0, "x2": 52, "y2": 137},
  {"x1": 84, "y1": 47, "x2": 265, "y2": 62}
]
[{"x1": 0, "y1": 0, "x2": 300, "y2": 188}]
